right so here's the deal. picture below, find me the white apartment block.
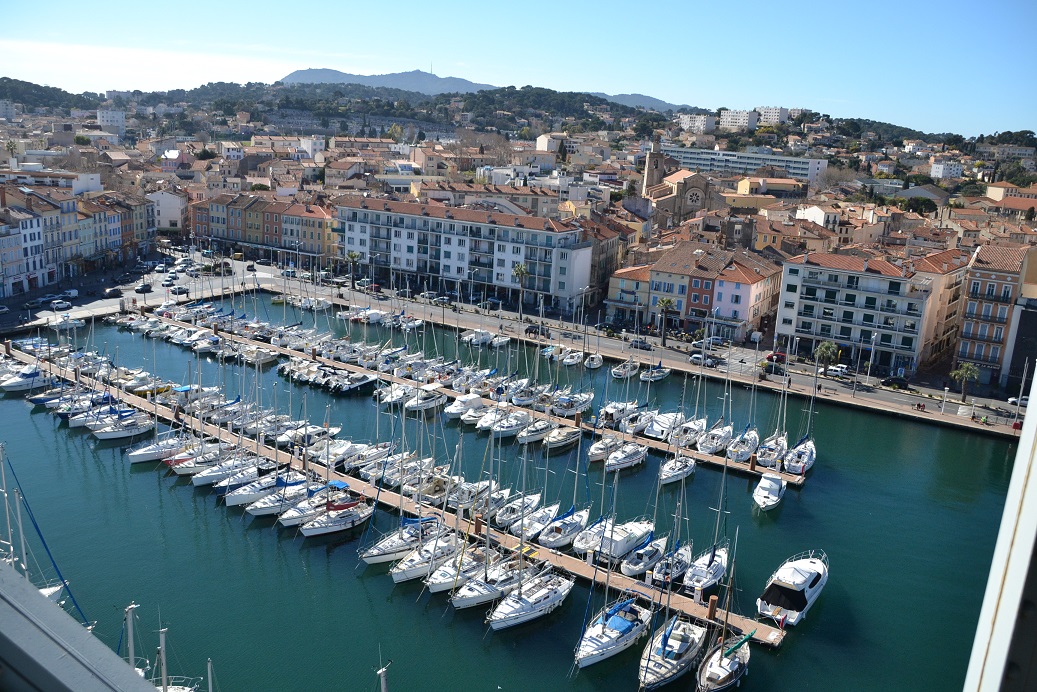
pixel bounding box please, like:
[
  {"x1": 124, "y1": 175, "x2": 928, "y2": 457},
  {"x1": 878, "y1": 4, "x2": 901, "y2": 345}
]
[
  {"x1": 930, "y1": 161, "x2": 963, "y2": 179},
  {"x1": 334, "y1": 198, "x2": 593, "y2": 312},
  {"x1": 776, "y1": 253, "x2": 932, "y2": 376},
  {"x1": 0, "y1": 99, "x2": 16, "y2": 120},
  {"x1": 97, "y1": 110, "x2": 126, "y2": 136},
  {"x1": 659, "y1": 145, "x2": 828, "y2": 183},
  {"x1": 974, "y1": 144, "x2": 1037, "y2": 160},
  {"x1": 677, "y1": 114, "x2": 716, "y2": 134},
  {"x1": 718, "y1": 109, "x2": 759, "y2": 132},
  {"x1": 146, "y1": 190, "x2": 188, "y2": 230},
  {"x1": 755, "y1": 107, "x2": 789, "y2": 125}
]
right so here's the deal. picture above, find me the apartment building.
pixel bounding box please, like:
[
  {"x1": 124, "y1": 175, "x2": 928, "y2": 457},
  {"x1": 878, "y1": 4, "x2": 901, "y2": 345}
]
[
  {"x1": 677, "y1": 114, "x2": 716, "y2": 134},
  {"x1": 413, "y1": 182, "x2": 560, "y2": 218},
  {"x1": 0, "y1": 188, "x2": 48, "y2": 292},
  {"x1": 755, "y1": 107, "x2": 790, "y2": 125},
  {"x1": 776, "y1": 253, "x2": 932, "y2": 377},
  {"x1": 712, "y1": 253, "x2": 783, "y2": 341},
  {"x1": 647, "y1": 242, "x2": 730, "y2": 332},
  {"x1": 605, "y1": 264, "x2": 651, "y2": 325},
  {"x1": 957, "y1": 244, "x2": 1035, "y2": 387},
  {"x1": 910, "y1": 248, "x2": 970, "y2": 365},
  {"x1": 718, "y1": 110, "x2": 759, "y2": 132},
  {"x1": 930, "y1": 161, "x2": 963, "y2": 180},
  {"x1": 659, "y1": 145, "x2": 828, "y2": 183},
  {"x1": 334, "y1": 197, "x2": 593, "y2": 311},
  {"x1": 96, "y1": 110, "x2": 126, "y2": 137}
]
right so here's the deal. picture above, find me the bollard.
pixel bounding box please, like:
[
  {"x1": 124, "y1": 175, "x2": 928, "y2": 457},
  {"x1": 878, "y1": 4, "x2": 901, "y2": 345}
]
[
  {"x1": 3, "y1": 340, "x2": 10, "y2": 356},
  {"x1": 311, "y1": 347, "x2": 318, "y2": 361},
  {"x1": 749, "y1": 455, "x2": 756, "y2": 472},
  {"x1": 707, "y1": 594, "x2": 718, "y2": 620}
]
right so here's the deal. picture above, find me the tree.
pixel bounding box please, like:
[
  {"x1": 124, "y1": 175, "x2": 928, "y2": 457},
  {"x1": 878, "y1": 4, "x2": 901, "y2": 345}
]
[
  {"x1": 657, "y1": 298, "x2": 676, "y2": 347},
  {"x1": 346, "y1": 251, "x2": 362, "y2": 289},
  {"x1": 74, "y1": 135, "x2": 90, "y2": 145},
  {"x1": 950, "y1": 362, "x2": 980, "y2": 403},
  {"x1": 814, "y1": 340, "x2": 839, "y2": 375},
  {"x1": 1026, "y1": 206, "x2": 1035, "y2": 222},
  {"x1": 511, "y1": 263, "x2": 530, "y2": 321},
  {"x1": 250, "y1": 183, "x2": 270, "y2": 191},
  {"x1": 901, "y1": 197, "x2": 938, "y2": 215}
]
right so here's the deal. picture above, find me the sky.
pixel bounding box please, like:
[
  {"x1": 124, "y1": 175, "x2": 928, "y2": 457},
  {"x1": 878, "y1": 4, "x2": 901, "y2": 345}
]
[{"x1": 4, "y1": 0, "x2": 1035, "y2": 137}]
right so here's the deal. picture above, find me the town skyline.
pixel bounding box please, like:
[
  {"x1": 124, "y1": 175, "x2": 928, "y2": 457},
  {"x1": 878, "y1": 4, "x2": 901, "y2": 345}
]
[{"x1": 4, "y1": 0, "x2": 1035, "y2": 137}]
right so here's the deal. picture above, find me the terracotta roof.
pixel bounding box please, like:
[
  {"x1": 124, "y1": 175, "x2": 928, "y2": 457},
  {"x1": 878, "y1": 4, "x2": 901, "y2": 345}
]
[
  {"x1": 613, "y1": 264, "x2": 652, "y2": 281},
  {"x1": 332, "y1": 195, "x2": 567, "y2": 232},
  {"x1": 971, "y1": 244, "x2": 1030, "y2": 273},
  {"x1": 651, "y1": 242, "x2": 733, "y2": 278},
  {"x1": 993, "y1": 196, "x2": 1037, "y2": 211},
  {"x1": 911, "y1": 248, "x2": 970, "y2": 274},
  {"x1": 788, "y1": 252, "x2": 911, "y2": 278}
]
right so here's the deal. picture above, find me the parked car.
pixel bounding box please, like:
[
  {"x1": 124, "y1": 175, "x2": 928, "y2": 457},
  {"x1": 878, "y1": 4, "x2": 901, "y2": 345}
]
[
  {"x1": 418, "y1": 291, "x2": 437, "y2": 300},
  {"x1": 134, "y1": 283, "x2": 153, "y2": 294},
  {"x1": 245, "y1": 264, "x2": 256, "y2": 272},
  {"x1": 300, "y1": 271, "x2": 313, "y2": 280},
  {"x1": 103, "y1": 287, "x2": 123, "y2": 298},
  {"x1": 167, "y1": 272, "x2": 179, "y2": 280},
  {"x1": 115, "y1": 273, "x2": 137, "y2": 284},
  {"x1": 881, "y1": 376, "x2": 910, "y2": 389},
  {"x1": 1008, "y1": 396, "x2": 1029, "y2": 408},
  {"x1": 161, "y1": 278, "x2": 175, "y2": 287},
  {"x1": 50, "y1": 300, "x2": 72, "y2": 311},
  {"x1": 689, "y1": 353, "x2": 719, "y2": 367},
  {"x1": 766, "y1": 351, "x2": 787, "y2": 363},
  {"x1": 431, "y1": 296, "x2": 451, "y2": 306},
  {"x1": 60, "y1": 289, "x2": 79, "y2": 299},
  {"x1": 40, "y1": 294, "x2": 62, "y2": 303},
  {"x1": 395, "y1": 288, "x2": 413, "y2": 298},
  {"x1": 477, "y1": 299, "x2": 502, "y2": 310},
  {"x1": 629, "y1": 338, "x2": 654, "y2": 351},
  {"x1": 762, "y1": 362, "x2": 786, "y2": 375},
  {"x1": 255, "y1": 258, "x2": 272, "y2": 266},
  {"x1": 281, "y1": 269, "x2": 297, "y2": 278},
  {"x1": 154, "y1": 264, "x2": 167, "y2": 273},
  {"x1": 170, "y1": 286, "x2": 189, "y2": 296},
  {"x1": 23, "y1": 298, "x2": 43, "y2": 309},
  {"x1": 690, "y1": 340, "x2": 715, "y2": 352},
  {"x1": 827, "y1": 364, "x2": 849, "y2": 378},
  {"x1": 0, "y1": 305, "x2": 10, "y2": 315}
]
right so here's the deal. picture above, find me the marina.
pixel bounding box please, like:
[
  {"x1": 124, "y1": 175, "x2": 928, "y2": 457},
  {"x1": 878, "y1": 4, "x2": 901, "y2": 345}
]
[{"x1": 0, "y1": 291, "x2": 1016, "y2": 690}]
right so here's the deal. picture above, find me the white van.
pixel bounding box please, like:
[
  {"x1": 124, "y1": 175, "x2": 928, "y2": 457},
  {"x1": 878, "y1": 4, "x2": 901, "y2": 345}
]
[{"x1": 827, "y1": 364, "x2": 849, "y2": 377}]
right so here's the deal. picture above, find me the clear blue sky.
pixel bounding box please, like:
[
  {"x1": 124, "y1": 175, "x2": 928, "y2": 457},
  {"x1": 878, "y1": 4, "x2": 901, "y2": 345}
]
[{"x1": 4, "y1": 0, "x2": 1034, "y2": 137}]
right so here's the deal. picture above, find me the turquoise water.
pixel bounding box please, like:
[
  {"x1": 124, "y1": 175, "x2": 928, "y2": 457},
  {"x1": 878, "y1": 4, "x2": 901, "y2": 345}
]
[{"x1": 2, "y1": 296, "x2": 1015, "y2": 690}]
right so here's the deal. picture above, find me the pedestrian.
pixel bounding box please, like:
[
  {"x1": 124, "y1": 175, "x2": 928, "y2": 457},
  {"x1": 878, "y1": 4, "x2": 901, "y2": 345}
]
[{"x1": 817, "y1": 383, "x2": 822, "y2": 394}]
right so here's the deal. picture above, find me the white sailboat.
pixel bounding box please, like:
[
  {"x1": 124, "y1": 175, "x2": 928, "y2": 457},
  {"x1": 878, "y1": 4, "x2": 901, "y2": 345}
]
[{"x1": 486, "y1": 566, "x2": 574, "y2": 630}]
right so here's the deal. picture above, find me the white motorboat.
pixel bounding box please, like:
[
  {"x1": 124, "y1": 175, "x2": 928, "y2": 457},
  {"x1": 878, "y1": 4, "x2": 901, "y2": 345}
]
[
  {"x1": 752, "y1": 472, "x2": 787, "y2": 511},
  {"x1": 376, "y1": 382, "x2": 416, "y2": 408},
  {"x1": 756, "y1": 549, "x2": 829, "y2": 627},
  {"x1": 583, "y1": 353, "x2": 603, "y2": 369},
  {"x1": 488, "y1": 334, "x2": 511, "y2": 349},
  {"x1": 443, "y1": 393, "x2": 483, "y2": 419},
  {"x1": 785, "y1": 436, "x2": 816, "y2": 475},
  {"x1": 552, "y1": 391, "x2": 594, "y2": 417},
  {"x1": 638, "y1": 616, "x2": 707, "y2": 691},
  {"x1": 572, "y1": 516, "x2": 613, "y2": 555},
  {"x1": 299, "y1": 498, "x2": 374, "y2": 537},
  {"x1": 474, "y1": 404, "x2": 510, "y2": 431},
  {"x1": 619, "y1": 534, "x2": 668, "y2": 577},
  {"x1": 604, "y1": 442, "x2": 648, "y2": 472},
  {"x1": 486, "y1": 568, "x2": 574, "y2": 630},
  {"x1": 359, "y1": 518, "x2": 441, "y2": 565},
  {"x1": 403, "y1": 383, "x2": 448, "y2": 413},
  {"x1": 460, "y1": 329, "x2": 493, "y2": 347},
  {"x1": 389, "y1": 530, "x2": 460, "y2": 583},
  {"x1": 644, "y1": 411, "x2": 685, "y2": 441},
  {"x1": 536, "y1": 506, "x2": 590, "y2": 550},
  {"x1": 0, "y1": 364, "x2": 59, "y2": 392},
  {"x1": 598, "y1": 400, "x2": 640, "y2": 428},
  {"x1": 575, "y1": 597, "x2": 652, "y2": 668},
  {"x1": 659, "y1": 455, "x2": 696, "y2": 485},
  {"x1": 619, "y1": 409, "x2": 657, "y2": 435},
  {"x1": 697, "y1": 421, "x2": 734, "y2": 455},
  {"x1": 515, "y1": 418, "x2": 558, "y2": 445},
  {"x1": 593, "y1": 518, "x2": 654, "y2": 564},
  {"x1": 726, "y1": 426, "x2": 760, "y2": 463},
  {"x1": 683, "y1": 539, "x2": 730, "y2": 594},
  {"x1": 561, "y1": 350, "x2": 584, "y2": 367},
  {"x1": 586, "y1": 435, "x2": 623, "y2": 462},
  {"x1": 542, "y1": 426, "x2": 582, "y2": 451},
  {"x1": 610, "y1": 359, "x2": 639, "y2": 379},
  {"x1": 639, "y1": 362, "x2": 671, "y2": 382}
]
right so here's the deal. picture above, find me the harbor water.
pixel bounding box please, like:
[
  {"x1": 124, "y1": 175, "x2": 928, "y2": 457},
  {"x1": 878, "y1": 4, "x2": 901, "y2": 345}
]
[{"x1": 2, "y1": 294, "x2": 1015, "y2": 690}]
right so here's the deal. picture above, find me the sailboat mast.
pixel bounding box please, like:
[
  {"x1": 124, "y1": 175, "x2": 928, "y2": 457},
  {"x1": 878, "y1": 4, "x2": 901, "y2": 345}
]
[{"x1": 125, "y1": 602, "x2": 138, "y2": 670}]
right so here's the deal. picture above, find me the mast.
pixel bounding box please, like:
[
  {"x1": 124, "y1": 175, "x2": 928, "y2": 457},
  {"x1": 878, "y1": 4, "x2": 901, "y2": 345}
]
[
  {"x1": 159, "y1": 627, "x2": 169, "y2": 692},
  {"x1": 125, "y1": 602, "x2": 138, "y2": 671}
]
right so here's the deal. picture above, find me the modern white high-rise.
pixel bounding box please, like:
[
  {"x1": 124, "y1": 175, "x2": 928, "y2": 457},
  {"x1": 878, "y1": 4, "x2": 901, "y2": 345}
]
[
  {"x1": 659, "y1": 144, "x2": 828, "y2": 183},
  {"x1": 718, "y1": 109, "x2": 759, "y2": 132},
  {"x1": 97, "y1": 110, "x2": 126, "y2": 137},
  {"x1": 931, "y1": 161, "x2": 964, "y2": 179},
  {"x1": 677, "y1": 114, "x2": 716, "y2": 134},
  {"x1": 755, "y1": 106, "x2": 790, "y2": 125},
  {"x1": 0, "y1": 99, "x2": 16, "y2": 120}
]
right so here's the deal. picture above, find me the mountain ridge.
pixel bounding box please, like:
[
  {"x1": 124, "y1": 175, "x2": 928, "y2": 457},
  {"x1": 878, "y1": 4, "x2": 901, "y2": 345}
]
[{"x1": 281, "y1": 69, "x2": 495, "y2": 95}]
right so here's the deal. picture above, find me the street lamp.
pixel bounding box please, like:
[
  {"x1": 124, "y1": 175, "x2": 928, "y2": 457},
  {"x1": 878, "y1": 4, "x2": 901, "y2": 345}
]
[
  {"x1": 942, "y1": 387, "x2": 949, "y2": 413},
  {"x1": 852, "y1": 336, "x2": 865, "y2": 398},
  {"x1": 468, "y1": 268, "x2": 476, "y2": 305}
]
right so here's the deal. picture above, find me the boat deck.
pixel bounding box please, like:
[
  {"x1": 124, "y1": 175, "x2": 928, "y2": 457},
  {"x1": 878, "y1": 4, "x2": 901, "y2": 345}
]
[{"x1": 7, "y1": 342, "x2": 785, "y2": 648}]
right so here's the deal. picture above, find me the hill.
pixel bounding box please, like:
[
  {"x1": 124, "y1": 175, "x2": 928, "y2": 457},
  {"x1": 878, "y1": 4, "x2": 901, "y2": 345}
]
[
  {"x1": 0, "y1": 76, "x2": 101, "y2": 111},
  {"x1": 588, "y1": 92, "x2": 690, "y2": 112},
  {"x1": 281, "y1": 69, "x2": 495, "y2": 95}
]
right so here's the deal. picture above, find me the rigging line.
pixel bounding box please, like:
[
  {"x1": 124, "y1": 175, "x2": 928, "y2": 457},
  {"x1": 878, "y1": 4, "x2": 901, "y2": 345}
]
[{"x1": 4, "y1": 455, "x2": 91, "y2": 627}]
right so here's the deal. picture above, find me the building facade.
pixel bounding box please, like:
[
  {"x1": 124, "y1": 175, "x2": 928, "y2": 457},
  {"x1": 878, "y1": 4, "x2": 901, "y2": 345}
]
[{"x1": 659, "y1": 145, "x2": 828, "y2": 183}]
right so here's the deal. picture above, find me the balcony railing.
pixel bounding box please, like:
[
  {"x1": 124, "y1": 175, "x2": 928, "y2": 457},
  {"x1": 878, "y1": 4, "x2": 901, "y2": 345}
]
[
  {"x1": 963, "y1": 311, "x2": 1007, "y2": 324},
  {"x1": 960, "y1": 331, "x2": 1005, "y2": 344},
  {"x1": 958, "y1": 352, "x2": 1002, "y2": 365},
  {"x1": 969, "y1": 289, "x2": 1014, "y2": 304}
]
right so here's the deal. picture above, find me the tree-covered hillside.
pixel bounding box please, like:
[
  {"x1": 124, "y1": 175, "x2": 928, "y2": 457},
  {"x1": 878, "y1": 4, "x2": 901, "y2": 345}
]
[{"x1": 0, "y1": 77, "x2": 101, "y2": 110}]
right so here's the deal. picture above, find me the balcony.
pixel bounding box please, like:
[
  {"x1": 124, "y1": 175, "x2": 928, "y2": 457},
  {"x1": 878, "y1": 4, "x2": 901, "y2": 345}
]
[
  {"x1": 470, "y1": 259, "x2": 494, "y2": 270},
  {"x1": 969, "y1": 289, "x2": 1014, "y2": 304},
  {"x1": 964, "y1": 311, "x2": 1007, "y2": 324},
  {"x1": 802, "y1": 276, "x2": 844, "y2": 288},
  {"x1": 958, "y1": 353, "x2": 1002, "y2": 365},
  {"x1": 960, "y1": 331, "x2": 1005, "y2": 344}
]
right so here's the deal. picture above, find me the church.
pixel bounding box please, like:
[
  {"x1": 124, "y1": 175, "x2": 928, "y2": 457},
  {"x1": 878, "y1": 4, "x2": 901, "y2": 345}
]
[{"x1": 640, "y1": 138, "x2": 713, "y2": 230}]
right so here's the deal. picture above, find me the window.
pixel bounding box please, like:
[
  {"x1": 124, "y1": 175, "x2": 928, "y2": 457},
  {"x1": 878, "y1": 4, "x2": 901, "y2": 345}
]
[
  {"x1": 558, "y1": 281, "x2": 565, "y2": 290},
  {"x1": 560, "y1": 251, "x2": 568, "y2": 260},
  {"x1": 788, "y1": 267, "x2": 799, "y2": 275},
  {"x1": 444, "y1": 250, "x2": 452, "y2": 259},
  {"x1": 497, "y1": 244, "x2": 506, "y2": 252},
  {"x1": 839, "y1": 326, "x2": 852, "y2": 338},
  {"x1": 456, "y1": 267, "x2": 464, "y2": 275},
  {"x1": 732, "y1": 309, "x2": 739, "y2": 319},
  {"x1": 786, "y1": 283, "x2": 798, "y2": 293},
  {"x1": 1002, "y1": 285, "x2": 1012, "y2": 300},
  {"x1": 703, "y1": 296, "x2": 710, "y2": 305},
  {"x1": 732, "y1": 295, "x2": 741, "y2": 304},
  {"x1": 704, "y1": 281, "x2": 712, "y2": 289},
  {"x1": 457, "y1": 238, "x2": 465, "y2": 247},
  {"x1": 784, "y1": 301, "x2": 795, "y2": 309},
  {"x1": 846, "y1": 276, "x2": 859, "y2": 289},
  {"x1": 717, "y1": 292, "x2": 724, "y2": 302},
  {"x1": 782, "y1": 317, "x2": 793, "y2": 325},
  {"x1": 844, "y1": 293, "x2": 856, "y2": 305},
  {"x1": 444, "y1": 237, "x2": 452, "y2": 245},
  {"x1": 862, "y1": 313, "x2": 874, "y2": 324},
  {"x1": 559, "y1": 266, "x2": 566, "y2": 275},
  {"x1": 678, "y1": 285, "x2": 686, "y2": 295},
  {"x1": 691, "y1": 295, "x2": 699, "y2": 303},
  {"x1": 497, "y1": 258, "x2": 505, "y2": 267},
  {"x1": 676, "y1": 300, "x2": 683, "y2": 311},
  {"x1": 718, "y1": 280, "x2": 725, "y2": 287},
  {"x1": 842, "y1": 310, "x2": 853, "y2": 323},
  {"x1": 692, "y1": 279, "x2": 701, "y2": 288}
]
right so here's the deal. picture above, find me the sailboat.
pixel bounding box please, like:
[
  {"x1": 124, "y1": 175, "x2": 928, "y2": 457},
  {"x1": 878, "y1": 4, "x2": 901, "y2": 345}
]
[
  {"x1": 584, "y1": 316, "x2": 603, "y2": 369},
  {"x1": 695, "y1": 530, "x2": 752, "y2": 692},
  {"x1": 575, "y1": 596, "x2": 653, "y2": 668},
  {"x1": 757, "y1": 367, "x2": 790, "y2": 469},
  {"x1": 486, "y1": 564, "x2": 574, "y2": 630},
  {"x1": 785, "y1": 360, "x2": 819, "y2": 475},
  {"x1": 684, "y1": 453, "x2": 732, "y2": 597},
  {"x1": 637, "y1": 614, "x2": 707, "y2": 690}
]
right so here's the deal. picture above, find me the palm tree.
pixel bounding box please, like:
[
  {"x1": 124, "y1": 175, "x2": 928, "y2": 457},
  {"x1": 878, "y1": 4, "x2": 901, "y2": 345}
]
[
  {"x1": 511, "y1": 263, "x2": 530, "y2": 321},
  {"x1": 814, "y1": 340, "x2": 839, "y2": 375},
  {"x1": 657, "y1": 298, "x2": 676, "y2": 347},
  {"x1": 950, "y1": 362, "x2": 980, "y2": 403},
  {"x1": 346, "y1": 251, "x2": 362, "y2": 290}
]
